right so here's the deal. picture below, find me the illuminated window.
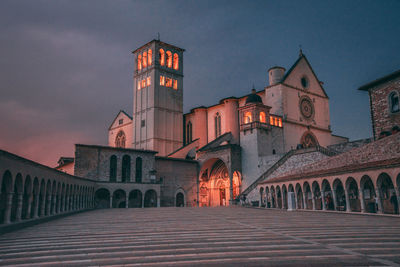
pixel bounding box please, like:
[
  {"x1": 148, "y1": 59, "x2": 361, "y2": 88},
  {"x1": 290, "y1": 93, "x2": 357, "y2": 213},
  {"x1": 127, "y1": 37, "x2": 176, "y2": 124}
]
[
  {"x1": 159, "y1": 49, "x2": 165, "y2": 66},
  {"x1": 166, "y1": 77, "x2": 172, "y2": 87},
  {"x1": 275, "y1": 117, "x2": 278, "y2": 126},
  {"x1": 142, "y1": 79, "x2": 146, "y2": 88},
  {"x1": 160, "y1": 75, "x2": 165, "y2": 86},
  {"x1": 270, "y1": 116, "x2": 273, "y2": 125},
  {"x1": 173, "y1": 53, "x2": 179, "y2": 70},
  {"x1": 215, "y1": 112, "x2": 221, "y2": 138},
  {"x1": 259, "y1": 112, "x2": 266, "y2": 123},
  {"x1": 142, "y1": 51, "x2": 147, "y2": 68},
  {"x1": 147, "y1": 77, "x2": 151, "y2": 86},
  {"x1": 278, "y1": 118, "x2": 282, "y2": 127},
  {"x1": 138, "y1": 80, "x2": 141, "y2": 90},
  {"x1": 148, "y1": 49, "x2": 152, "y2": 66},
  {"x1": 166, "y1": 51, "x2": 172, "y2": 68},
  {"x1": 138, "y1": 54, "x2": 142, "y2": 70},
  {"x1": 244, "y1": 111, "x2": 252, "y2": 123},
  {"x1": 173, "y1": 79, "x2": 178, "y2": 90},
  {"x1": 389, "y1": 91, "x2": 399, "y2": 113}
]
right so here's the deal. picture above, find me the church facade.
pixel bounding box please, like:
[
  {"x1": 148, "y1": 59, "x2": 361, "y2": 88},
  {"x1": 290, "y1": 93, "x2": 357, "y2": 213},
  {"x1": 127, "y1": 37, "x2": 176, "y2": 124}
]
[{"x1": 105, "y1": 39, "x2": 348, "y2": 207}]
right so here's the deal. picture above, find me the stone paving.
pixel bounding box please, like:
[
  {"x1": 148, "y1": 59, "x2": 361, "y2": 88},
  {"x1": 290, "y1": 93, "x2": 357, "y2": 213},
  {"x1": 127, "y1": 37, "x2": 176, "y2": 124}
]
[{"x1": 0, "y1": 207, "x2": 400, "y2": 266}]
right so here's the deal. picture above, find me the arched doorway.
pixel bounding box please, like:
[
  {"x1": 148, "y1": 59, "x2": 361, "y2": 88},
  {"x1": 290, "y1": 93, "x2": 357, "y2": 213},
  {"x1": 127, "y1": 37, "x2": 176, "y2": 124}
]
[
  {"x1": 199, "y1": 159, "x2": 230, "y2": 207},
  {"x1": 346, "y1": 177, "x2": 360, "y2": 212},
  {"x1": 112, "y1": 189, "x2": 126, "y2": 208},
  {"x1": 282, "y1": 185, "x2": 288, "y2": 209},
  {"x1": 295, "y1": 183, "x2": 303, "y2": 209},
  {"x1": 259, "y1": 187, "x2": 264, "y2": 207},
  {"x1": 128, "y1": 190, "x2": 142, "y2": 208},
  {"x1": 303, "y1": 182, "x2": 312, "y2": 210},
  {"x1": 361, "y1": 175, "x2": 376, "y2": 213},
  {"x1": 1, "y1": 171, "x2": 13, "y2": 223},
  {"x1": 276, "y1": 186, "x2": 282, "y2": 209},
  {"x1": 288, "y1": 184, "x2": 295, "y2": 209},
  {"x1": 333, "y1": 179, "x2": 346, "y2": 211},
  {"x1": 312, "y1": 181, "x2": 322, "y2": 210},
  {"x1": 271, "y1": 186, "x2": 277, "y2": 208},
  {"x1": 176, "y1": 192, "x2": 184, "y2": 207},
  {"x1": 265, "y1": 187, "x2": 270, "y2": 208},
  {"x1": 322, "y1": 179, "x2": 334, "y2": 210},
  {"x1": 94, "y1": 188, "x2": 110, "y2": 208},
  {"x1": 144, "y1": 190, "x2": 157, "y2": 207},
  {"x1": 377, "y1": 173, "x2": 397, "y2": 214}
]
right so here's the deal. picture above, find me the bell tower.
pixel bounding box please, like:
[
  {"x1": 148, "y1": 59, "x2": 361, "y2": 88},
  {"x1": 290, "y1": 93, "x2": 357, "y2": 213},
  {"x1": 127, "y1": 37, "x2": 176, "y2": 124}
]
[{"x1": 132, "y1": 40, "x2": 184, "y2": 156}]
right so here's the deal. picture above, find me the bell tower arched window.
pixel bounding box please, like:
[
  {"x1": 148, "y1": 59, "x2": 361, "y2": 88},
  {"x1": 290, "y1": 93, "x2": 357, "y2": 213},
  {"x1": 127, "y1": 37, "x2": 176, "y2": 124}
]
[
  {"x1": 137, "y1": 54, "x2": 142, "y2": 70},
  {"x1": 142, "y1": 51, "x2": 147, "y2": 68},
  {"x1": 159, "y1": 49, "x2": 165, "y2": 66},
  {"x1": 115, "y1": 131, "x2": 126, "y2": 148},
  {"x1": 259, "y1": 112, "x2": 266, "y2": 123},
  {"x1": 389, "y1": 91, "x2": 399, "y2": 113},
  {"x1": 173, "y1": 53, "x2": 179, "y2": 70},
  {"x1": 215, "y1": 113, "x2": 221, "y2": 138},
  {"x1": 166, "y1": 51, "x2": 172, "y2": 68},
  {"x1": 186, "y1": 121, "x2": 192, "y2": 144},
  {"x1": 244, "y1": 112, "x2": 252, "y2": 124},
  {"x1": 148, "y1": 49, "x2": 152, "y2": 66}
]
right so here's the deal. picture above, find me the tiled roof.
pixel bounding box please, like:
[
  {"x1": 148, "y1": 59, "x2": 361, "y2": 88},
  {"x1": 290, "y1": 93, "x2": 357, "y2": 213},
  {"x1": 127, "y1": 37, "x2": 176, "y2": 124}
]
[{"x1": 262, "y1": 132, "x2": 400, "y2": 184}]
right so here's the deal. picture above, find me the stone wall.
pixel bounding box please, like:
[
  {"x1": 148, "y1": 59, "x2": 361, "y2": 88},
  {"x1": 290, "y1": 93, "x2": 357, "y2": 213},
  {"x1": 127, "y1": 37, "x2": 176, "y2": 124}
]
[
  {"x1": 369, "y1": 77, "x2": 400, "y2": 139},
  {"x1": 155, "y1": 157, "x2": 198, "y2": 207},
  {"x1": 74, "y1": 144, "x2": 156, "y2": 182}
]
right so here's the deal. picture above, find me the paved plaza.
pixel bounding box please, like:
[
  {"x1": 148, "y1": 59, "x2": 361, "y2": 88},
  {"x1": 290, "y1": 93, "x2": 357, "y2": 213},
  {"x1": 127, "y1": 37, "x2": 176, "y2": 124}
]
[{"x1": 0, "y1": 207, "x2": 400, "y2": 266}]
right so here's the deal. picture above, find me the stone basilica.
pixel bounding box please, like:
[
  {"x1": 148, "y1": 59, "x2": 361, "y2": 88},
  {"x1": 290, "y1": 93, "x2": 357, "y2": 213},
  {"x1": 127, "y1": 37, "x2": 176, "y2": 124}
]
[{"x1": 1, "y1": 39, "x2": 399, "y2": 226}]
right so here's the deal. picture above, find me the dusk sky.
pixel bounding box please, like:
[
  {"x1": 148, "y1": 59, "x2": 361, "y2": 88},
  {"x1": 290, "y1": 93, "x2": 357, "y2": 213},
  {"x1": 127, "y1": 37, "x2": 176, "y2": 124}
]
[{"x1": 1, "y1": 0, "x2": 399, "y2": 167}]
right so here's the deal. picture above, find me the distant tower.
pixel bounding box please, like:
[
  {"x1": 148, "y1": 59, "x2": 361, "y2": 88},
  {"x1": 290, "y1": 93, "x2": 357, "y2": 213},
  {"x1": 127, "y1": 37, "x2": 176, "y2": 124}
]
[{"x1": 132, "y1": 40, "x2": 185, "y2": 155}]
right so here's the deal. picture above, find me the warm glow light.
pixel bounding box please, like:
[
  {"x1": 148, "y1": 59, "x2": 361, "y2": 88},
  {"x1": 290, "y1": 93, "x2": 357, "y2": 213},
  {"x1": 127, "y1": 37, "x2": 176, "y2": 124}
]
[
  {"x1": 159, "y1": 49, "x2": 165, "y2": 66},
  {"x1": 173, "y1": 79, "x2": 178, "y2": 90},
  {"x1": 166, "y1": 77, "x2": 172, "y2": 87},
  {"x1": 278, "y1": 118, "x2": 282, "y2": 127},
  {"x1": 269, "y1": 115, "x2": 283, "y2": 127},
  {"x1": 148, "y1": 49, "x2": 152, "y2": 66},
  {"x1": 270, "y1": 116, "x2": 273, "y2": 125},
  {"x1": 244, "y1": 111, "x2": 252, "y2": 123},
  {"x1": 166, "y1": 51, "x2": 172, "y2": 68},
  {"x1": 138, "y1": 54, "x2": 142, "y2": 70},
  {"x1": 147, "y1": 77, "x2": 151, "y2": 86},
  {"x1": 259, "y1": 112, "x2": 266, "y2": 123},
  {"x1": 138, "y1": 80, "x2": 141, "y2": 90},
  {"x1": 173, "y1": 53, "x2": 179, "y2": 70},
  {"x1": 160, "y1": 75, "x2": 165, "y2": 86},
  {"x1": 142, "y1": 51, "x2": 147, "y2": 68},
  {"x1": 141, "y1": 79, "x2": 146, "y2": 88}
]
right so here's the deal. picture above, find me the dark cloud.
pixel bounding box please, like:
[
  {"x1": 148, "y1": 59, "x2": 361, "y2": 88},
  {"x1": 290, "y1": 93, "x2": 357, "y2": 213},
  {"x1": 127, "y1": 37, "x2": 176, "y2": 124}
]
[{"x1": 1, "y1": 0, "x2": 399, "y2": 166}]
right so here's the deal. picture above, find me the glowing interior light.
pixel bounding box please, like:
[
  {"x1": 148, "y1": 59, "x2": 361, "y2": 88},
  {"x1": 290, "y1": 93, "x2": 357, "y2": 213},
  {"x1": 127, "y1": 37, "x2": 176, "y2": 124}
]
[
  {"x1": 148, "y1": 49, "x2": 152, "y2": 66},
  {"x1": 244, "y1": 111, "x2": 252, "y2": 123},
  {"x1": 159, "y1": 49, "x2": 165, "y2": 66},
  {"x1": 259, "y1": 112, "x2": 266, "y2": 123},
  {"x1": 173, "y1": 53, "x2": 179, "y2": 70},
  {"x1": 138, "y1": 54, "x2": 142, "y2": 70},
  {"x1": 166, "y1": 51, "x2": 172, "y2": 68},
  {"x1": 160, "y1": 75, "x2": 165, "y2": 86},
  {"x1": 173, "y1": 79, "x2": 178, "y2": 90},
  {"x1": 147, "y1": 77, "x2": 151, "y2": 86},
  {"x1": 143, "y1": 51, "x2": 147, "y2": 68}
]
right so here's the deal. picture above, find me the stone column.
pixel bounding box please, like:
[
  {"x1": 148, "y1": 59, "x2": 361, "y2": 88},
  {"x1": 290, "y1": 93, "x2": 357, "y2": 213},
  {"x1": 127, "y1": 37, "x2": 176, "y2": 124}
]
[
  {"x1": 344, "y1": 188, "x2": 351, "y2": 212},
  {"x1": 15, "y1": 193, "x2": 23, "y2": 222},
  {"x1": 293, "y1": 191, "x2": 298, "y2": 209},
  {"x1": 157, "y1": 194, "x2": 160, "y2": 208},
  {"x1": 281, "y1": 192, "x2": 285, "y2": 209},
  {"x1": 142, "y1": 194, "x2": 145, "y2": 208},
  {"x1": 125, "y1": 194, "x2": 129, "y2": 208},
  {"x1": 395, "y1": 188, "x2": 400, "y2": 215},
  {"x1": 321, "y1": 191, "x2": 327, "y2": 210},
  {"x1": 109, "y1": 196, "x2": 113, "y2": 209},
  {"x1": 375, "y1": 189, "x2": 383, "y2": 214},
  {"x1": 359, "y1": 189, "x2": 366, "y2": 213},
  {"x1": 33, "y1": 194, "x2": 40, "y2": 218},
  {"x1": 229, "y1": 173, "x2": 234, "y2": 205},
  {"x1": 3, "y1": 192, "x2": 14, "y2": 224},
  {"x1": 311, "y1": 191, "x2": 316, "y2": 210},
  {"x1": 303, "y1": 192, "x2": 307, "y2": 210},
  {"x1": 331, "y1": 190, "x2": 338, "y2": 210}
]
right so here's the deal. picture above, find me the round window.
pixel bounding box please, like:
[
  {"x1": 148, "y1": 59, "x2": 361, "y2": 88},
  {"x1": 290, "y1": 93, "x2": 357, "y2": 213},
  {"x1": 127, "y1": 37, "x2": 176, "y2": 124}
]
[
  {"x1": 301, "y1": 76, "x2": 309, "y2": 88},
  {"x1": 299, "y1": 96, "x2": 314, "y2": 119}
]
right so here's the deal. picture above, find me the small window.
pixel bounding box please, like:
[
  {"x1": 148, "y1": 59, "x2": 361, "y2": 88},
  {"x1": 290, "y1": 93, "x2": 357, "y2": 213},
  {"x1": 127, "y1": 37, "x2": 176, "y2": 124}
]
[
  {"x1": 142, "y1": 51, "x2": 147, "y2": 68},
  {"x1": 173, "y1": 79, "x2": 178, "y2": 90},
  {"x1": 119, "y1": 119, "x2": 123, "y2": 125},
  {"x1": 166, "y1": 51, "x2": 172, "y2": 68},
  {"x1": 272, "y1": 149, "x2": 276, "y2": 155},
  {"x1": 141, "y1": 120, "x2": 145, "y2": 127},
  {"x1": 173, "y1": 53, "x2": 179, "y2": 70},
  {"x1": 166, "y1": 77, "x2": 172, "y2": 87},
  {"x1": 301, "y1": 76, "x2": 309, "y2": 88},
  {"x1": 160, "y1": 75, "x2": 165, "y2": 86},
  {"x1": 244, "y1": 111, "x2": 252, "y2": 123},
  {"x1": 215, "y1": 113, "x2": 221, "y2": 138},
  {"x1": 259, "y1": 112, "x2": 266, "y2": 123},
  {"x1": 159, "y1": 49, "x2": 165, "y2": 66},
  {"x1": 138, "y1": 54, "x2": 142, "y2": 70},
  {"x1": 142, "y1": 79, "x2": 146, "y2": 88},
  {"x1": 137, "y1": 80, "x2": 141, "y2": 90},
  {"x1": 389, "y1": 91, "x2": 399, "y2": 113},
  {"x1": 147, "y1": 77, "x2": 151, "y2": 86}
]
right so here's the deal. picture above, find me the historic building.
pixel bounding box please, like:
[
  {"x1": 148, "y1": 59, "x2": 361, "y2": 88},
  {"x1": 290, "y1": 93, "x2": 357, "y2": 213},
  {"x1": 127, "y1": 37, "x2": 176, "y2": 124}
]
[
  {"x1": 257, "y1": 69, "x2": 400, "y2": 215},
  {"x1": 2, "y1": 39, "x2": 398, "y2": 228}
]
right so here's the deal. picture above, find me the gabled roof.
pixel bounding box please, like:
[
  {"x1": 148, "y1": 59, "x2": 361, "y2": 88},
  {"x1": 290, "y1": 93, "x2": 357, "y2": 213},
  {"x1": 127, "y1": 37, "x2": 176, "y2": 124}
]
[
  {"x1": 108, "y1": 110, "x2": 132, "y2": 130},
  {"x1": 281, "y1": 53, "x2": 329, "y2": 98},
  {"x1": 197, "y1": 132, "x2": 233, "y2": 152},
  {"x1": 358, "y1": 69, "x2": 400, "y2": 91}
]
